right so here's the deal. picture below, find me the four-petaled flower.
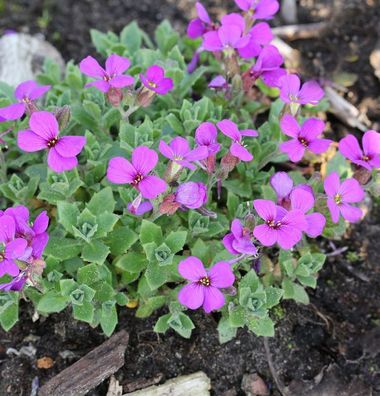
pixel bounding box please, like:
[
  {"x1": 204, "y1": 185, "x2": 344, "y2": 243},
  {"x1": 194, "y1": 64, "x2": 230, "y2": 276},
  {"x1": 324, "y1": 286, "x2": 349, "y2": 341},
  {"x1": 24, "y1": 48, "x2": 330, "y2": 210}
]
[
  {"x1": 339, "y1": 130, "x2": 380, "y2": 171},
  {"x1": 178, "y1": 256, "x2": 235, "y2": 313},
  {"x1": 107, "y1": 146, "x2": 167, "y2": 199},
  {"x1": 175, "y1": 182, "x2": 208, "y2": 209},
  {"x1": 140, "y1": 65, "x2": 173, "y2": 95},
  {"x1": 159, "y1": 136, "x2": 208, "y2": 170},
  {"x1": 80, "y1": 54, "x2": 134, "y2": 93},
  {"x1": 195, "y1": 122, "x2": 221, "y2": 155},
  {"x1": 253, "y1": 199, "x2": 307, "y2": 249},
  {"x1": 238, "y1": 22, "x2": 273, "y2": 59},
  {"x1": 0, "y1": 80, "x2": 50, "y2": 121},
  {"x1": 217, "y1": 119, "x2": 258, "y2": 161},
  {"x1": 17, "y1": 111, "x2": 86, "y2": 173},
  {"x1": 280, "y1": 114, "x2": 331, "y2": 162},
  {"x1": 223, "y1": 219, "x2": 257, "y2": 255},
  {"x1": 234, "y1": 0, "x2": 280, "y2": 20},
  {"x1": 290, "y1": 188, "x2": 326, "y2": 238},
  {"x1": 324, "y1": 172, "x2": 364, "y2": 223},
  {"x1": 0, "y1": 216, "x2": 28, "y2": 277},
  {"x1": 279, "y1": 74, "x2": 324, "y2": 106},
  {"x1": 187, "y1": 2, "x2": 214, "y2": 39}
]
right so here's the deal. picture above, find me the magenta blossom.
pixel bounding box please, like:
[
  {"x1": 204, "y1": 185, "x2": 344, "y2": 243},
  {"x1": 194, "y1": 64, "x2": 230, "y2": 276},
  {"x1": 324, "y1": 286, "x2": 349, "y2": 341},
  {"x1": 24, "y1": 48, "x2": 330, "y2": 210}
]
[
  {"x1": 279, "y1": 74, "x2": 324, "y2": 106},
  {"x1": 127, "y1": 201, "x2": 153, "y2": 216},
  {"x1": 0, "y1": 274, "x2": 27, "y2": 291},
  {"x1": 290, "y1": 188, "x2": 326, "y2": 238},
  {"x1": 235, "y1": 0, "x2": 279, "y2": 19},
  {"x1": 178, "y1": 257, "x2": 235, "y2": 313},
  {"x1": 17, "y1": 111, "x2": 86, "y2": 173},
  {"x1": 249, "y1": 45, "x2": 286, "y2": 87},
  {"x1": 175, "y1": 182, "x2": 207, "y2": 209},
  {"x1": 238, "y1": 22, "x2": 273, "y2": 59},
  {"x1": 280, "y1": 114, "x2": 331, "y2": 162},
  {"x1": 1, "y1": 206, "x2": 49, "y2": 261},
  {"x1": 187, "y1": 2, "x2": 214, "y2": 39},
  {"x1": 208, "y1": 75, "x2": 229, "y2": 90},
  {"x1": 159, "y1": 136, "x2": 208, "y2": 170},
  {"x1": 270, "y1": 171, "x2": 312, "y2": 209},
  {"x1": 107, "y1": 146, "x2": 167, "y2": 199},
  {"x1": 0, "y1": 80, "x2": 50, "y2": 121},
  {"x1": 140, "y1": 65, "x2": 173, "y2": 95},
  {"x1": 253, "y1": 199, "x2": 307, "y2": 249},
  {"x1": 324, "y1": 172, "x2": 364, "y2": 223},
  {"x1": 217, "y1": 119, "x2": 258, "y2": 161},
  {"x1": 339, "y1": 130, "x2": 380, "y2": 171},
  {"x1": 223, "y1": 219, "x2": 257, "y2": 255},
  {"x1": 195, "y1": 122, "x2": 220, "y2": 155},
  {"x1": 80, "y1": 54, "x2": 134, "y2": 93},
  {"x1": 202, "y1": 14, "x2": 249, "y2": 53},
  {"x1": 0, "y1": 216, "x2": 28, "y2": 277}
]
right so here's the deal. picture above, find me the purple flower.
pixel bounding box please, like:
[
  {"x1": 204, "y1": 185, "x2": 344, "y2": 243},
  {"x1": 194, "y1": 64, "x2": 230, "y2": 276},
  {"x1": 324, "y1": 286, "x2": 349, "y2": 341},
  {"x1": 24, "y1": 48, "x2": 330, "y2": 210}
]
[
  {"x1": 175, "y1": 182, "x2": 207, "y2": 209},
  {"x1": 0, "y1": 216, "x2": 28, "y2": 277},
  {"x1": 79, "y1": 54, "x2": 134, "y2": 93},
  {"x1": 202, "y1": 14, "x2": 250, "y2": 53},
  {"x1": 127, "y1": 201, "x2": 153, "y2": 216},
  {"x1": 208, "y1": 75, "x2": 228, "y2": 90},
  {"x1": 0, "y1": 274, "x2": 27, "y2": 291},
  {"x1": 253, "y1": 199, "x2": 307, "y2": 249},
  {"x1": 0, "y1": 80, "x2": 50, "y2": 121},
  {"x1": 159, "y1": 136, "x2": 208, "y2": 170},
  {"x1": 279, "y1": 74, "x2": 324, "y2": 106},
  {"x1": 187, "y1": 2, "x2": 213, "y2": 39},
  {"x1": 339, "y1": 130, "x2": 380, "y2": 171},
  {"x1": 235, "y1": 0, "x2": 280, "y2": 19},
  {"x1": 324, "y1": 172, "x2": 364, "y2": 223},
  {"x1": 17, "y1": 111, "x2": 86, "y2": 173},
  {"x1": 140, "y1": 65, "x2": 173, "y2": 95},
  {"x1": 217, "y1": 119, "x2": 258, "y2": 162},
  {"x1": 195, "y1": 122, "x2": 220, "y2": 155},
  {"x1": 178, "y1": 256, "x2": 235, "y2": 313},
  {"x1": 290, "y1": 187, "x2": 326, "y2": 238},
  {"x1": 107, "y1": 146, "x2": 167, "y2": 199},
  {"x1": 238, "y1": 23, "x2": 273, "y2": 59},
  {"x1": 279, "y1": 114, "x2": 331, "y2": 162},
  {"x1": 223, "y1": 219, "x2": 257, "y2": 255},
  {"x1": 249, "y1": 45, "x2": 286, "y2": 87}
]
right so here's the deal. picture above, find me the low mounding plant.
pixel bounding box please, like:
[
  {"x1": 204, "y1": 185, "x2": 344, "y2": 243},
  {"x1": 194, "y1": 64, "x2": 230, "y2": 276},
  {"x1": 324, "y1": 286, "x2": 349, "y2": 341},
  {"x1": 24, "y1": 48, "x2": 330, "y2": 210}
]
[{"x1": 0, "y1": 1, "x2": 378, "y2": 340}]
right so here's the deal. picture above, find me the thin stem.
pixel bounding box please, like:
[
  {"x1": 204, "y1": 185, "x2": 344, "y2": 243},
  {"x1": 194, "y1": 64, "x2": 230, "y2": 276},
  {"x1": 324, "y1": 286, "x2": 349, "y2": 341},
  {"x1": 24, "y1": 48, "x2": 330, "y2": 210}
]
[{"x1": 0, "y1": 150, "x2": 7, "y2": 183}]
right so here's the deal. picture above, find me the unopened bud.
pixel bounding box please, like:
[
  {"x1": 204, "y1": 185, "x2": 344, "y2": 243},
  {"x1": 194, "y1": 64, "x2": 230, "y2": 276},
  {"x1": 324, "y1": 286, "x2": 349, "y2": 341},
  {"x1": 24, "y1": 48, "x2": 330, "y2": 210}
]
[
  {"x1": 159, "y1": 194, "x2": 180, "y2": 215},
  {"x1": 245, "y1": 213, "x2": 256, "y2": 230},
  {"x1": 220, "y1": 152, "x2": 239, "y2": 178},
  {"x1": 353, "y1": 167, "x2": 371, "y2": 185},
  {"x1": 136, "y1": 86, "x2": 156, "y2": 108},
  {"x1": 54, "y1": 105, "x2": 71, "y2": 130},
  {"x1": 106, "y1": 88, "x2": 123, "y2": 107}
]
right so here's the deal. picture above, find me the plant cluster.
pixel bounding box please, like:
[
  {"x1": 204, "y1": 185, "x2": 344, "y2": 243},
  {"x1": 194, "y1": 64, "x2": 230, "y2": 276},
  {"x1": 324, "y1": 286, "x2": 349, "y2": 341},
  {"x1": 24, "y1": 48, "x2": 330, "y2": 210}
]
[{"x1": 0, "y1": 0, "x2": 379, "y2": 340}]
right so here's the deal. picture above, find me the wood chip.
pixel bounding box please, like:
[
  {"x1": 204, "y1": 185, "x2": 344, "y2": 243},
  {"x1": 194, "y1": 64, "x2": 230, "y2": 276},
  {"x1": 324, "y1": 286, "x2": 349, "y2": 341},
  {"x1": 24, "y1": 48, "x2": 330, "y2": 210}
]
[
  {"x1": 124, "y1": 372, "x2": 211, "y2": 396},
  {"x1": 39, "y1": 330, "x2": 129, "y2": 396},
  {"x1": 37, "y1": 357, "x2": 54, "y2": 369},
  {"x1": 107, "y1": 376, "x2": 123, "y2": 396},
  {"x1": 272, "y1": 22, "x2": 328, "y2": 41}
]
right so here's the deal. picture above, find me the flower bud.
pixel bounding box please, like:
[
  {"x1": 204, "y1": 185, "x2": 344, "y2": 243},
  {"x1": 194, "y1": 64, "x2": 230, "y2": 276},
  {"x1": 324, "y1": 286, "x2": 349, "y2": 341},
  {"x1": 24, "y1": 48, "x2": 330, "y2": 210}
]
[
  {"x1": 106, "y1": 88, "x2": 123, "y2": 107},
  {"x1": 136, "y1": 86, "x2": 156, "y2": 108},
  {"x1": 353, "y1": 167, "x2": 371, "y2": 185},
  {"x1": 160, "y1": 194, "x2": 180, "y2": 215},
  {"x1": 175, "y1": 182, "x2": 207, "y2": 209},
  {"x1": 54, "y1": 105, "x2": 71, "y2": 130}
]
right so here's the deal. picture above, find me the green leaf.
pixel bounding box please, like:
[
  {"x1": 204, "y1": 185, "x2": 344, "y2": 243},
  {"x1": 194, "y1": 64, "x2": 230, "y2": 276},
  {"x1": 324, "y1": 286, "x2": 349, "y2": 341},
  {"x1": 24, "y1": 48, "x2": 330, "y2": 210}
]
[
  {"x1": 165, "y1": 231, "x2": 187, "y2": 254},
  {"x1": 45, "y1": 237, "x2": 82, "y2": 260},
  {"x1": 0, "y1": 296, "x2": 19, "y2": 331},
  {"x1": 168, "y1": 312, "x2": 194, "y2": 339},
  {"x1": 248, "y1": 317, "x2": 275, "y2": 337},
  {"x1": 120, "y1": 21, "x2": 142, "y2": 53},
  {"x1": 82, "y1": 240, "x2": 110, "y2": 264},
  {"x1": 136, "y1": 296, "x2": 166, "y2": 318},
  {"x1": 115, "y1": 252, "x2": 147, "y2": 273},
  {"x1": 106, "y1": 227, "x2": 138, "y2": 256},
  {"x1": 155, "y1": 20, "x2": 179, "y2": 54},
  {"x1": 154, "y1": 313, "x2": 171, "y2": 333},
  {"x1": 87, "y1": 187, "x2": 115, "y2": 215},
  {"x1": 57, "y1": 202, "x2": 80, "y2": 233},
  {"x1": 37, "y1": 292, "x2": 69, "y2": 313},
  {"x1": 100, "y1": 301, "x2": 118, "y2": 336},
  {"x1": 282, "y1": 279, "x2": 310, "y2": 304},
  {"x1": 95, "y1": 212, "x2": 119, "y2": 238},
  {"x1": 218, "y1": 316, "x2": 238, "y2": 343},
  {"x1": 77, "y1": 263, "x2": 101, "y2": 285},
  {"x1": 73, "y1": 302, "x2": 94, "y2": 323},
  {"x1": 140, "y1": 220, "x2": 163, "y2": 245}
]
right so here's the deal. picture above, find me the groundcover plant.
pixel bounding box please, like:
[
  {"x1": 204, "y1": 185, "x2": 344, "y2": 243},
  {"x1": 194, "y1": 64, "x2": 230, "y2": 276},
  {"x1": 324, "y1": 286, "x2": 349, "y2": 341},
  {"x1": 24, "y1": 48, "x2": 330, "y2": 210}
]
[{"x1": 0, "y1": 1, "x2": 379, "y2": 340}]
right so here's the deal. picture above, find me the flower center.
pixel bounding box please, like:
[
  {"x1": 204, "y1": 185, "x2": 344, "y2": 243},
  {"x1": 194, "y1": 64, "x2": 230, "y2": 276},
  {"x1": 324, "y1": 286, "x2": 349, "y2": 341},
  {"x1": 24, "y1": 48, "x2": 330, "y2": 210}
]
[
  {"x1": 148, "y1": 81, "x2": 157, "y2": 89},
  {"x1": 199, "y1": 276, "x2": 211, "y2": 287},
  {"x1": 362, "y1": 155, "x2": 370, "y2": 162},
  {"x1": 334, "y1": 193, "x2": 342, "y2": 204},
  {"x1": 47, "y1": 138, "x2": 59, "y2": 148},
  {"x1": 132, "y1": 173, "x2": 144, "y2": 185},
  {"x1": 298, "y1": 137, "x2": 308, "y2": 147},
  {"x1": 267, "y1": 219, "x2": 282, "y2": 229},
  {"x1": 0, "y1": 252, "x2": 4, "y2": 262}
]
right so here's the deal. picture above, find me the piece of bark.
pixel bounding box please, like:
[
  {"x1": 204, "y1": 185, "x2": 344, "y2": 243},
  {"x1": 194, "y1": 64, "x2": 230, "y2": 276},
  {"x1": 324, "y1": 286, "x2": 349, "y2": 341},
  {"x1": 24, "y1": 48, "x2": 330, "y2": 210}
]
[
  {"x1": 0, "y1": 33, "x2": 64, "y2": 87},
  {"x1": 107, "y1": 376, "x2": 123, "y2": 396},
  {"x1": 39, "y1": 330, "x2": 129, "y2": 396},
  {"x1": 324, "y1": 86, "x2": 370, "y2": 132},
  {"x1": 123, "y1": 374, "x2": 163, "y2": 393},
  {"x1": 123, "y1": 372, "x2": 211, "y2": 396},
  {"x1": 272, "y1": 22, "x2": 328, "y2": 41}
]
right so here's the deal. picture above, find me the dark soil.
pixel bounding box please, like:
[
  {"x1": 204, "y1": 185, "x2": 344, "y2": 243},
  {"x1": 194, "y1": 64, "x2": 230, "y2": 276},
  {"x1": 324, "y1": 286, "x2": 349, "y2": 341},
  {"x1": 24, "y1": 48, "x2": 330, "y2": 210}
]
[{"x1": 0, "y1": 0, "x2": 380, "y2": 395}]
